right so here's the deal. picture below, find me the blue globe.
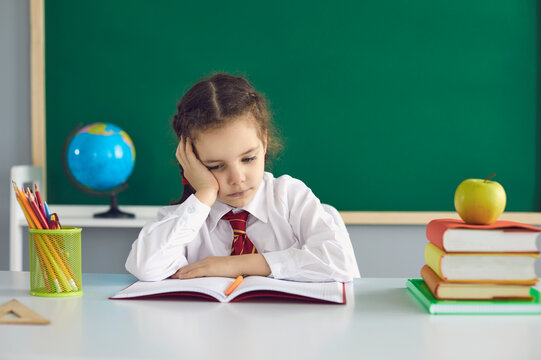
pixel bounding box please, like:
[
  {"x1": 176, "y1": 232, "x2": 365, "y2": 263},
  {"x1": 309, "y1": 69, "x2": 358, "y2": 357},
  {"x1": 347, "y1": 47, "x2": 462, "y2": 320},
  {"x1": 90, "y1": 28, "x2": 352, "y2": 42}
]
[{"x1": 66, "y1": 122, "x2": 136, "y2": 191}]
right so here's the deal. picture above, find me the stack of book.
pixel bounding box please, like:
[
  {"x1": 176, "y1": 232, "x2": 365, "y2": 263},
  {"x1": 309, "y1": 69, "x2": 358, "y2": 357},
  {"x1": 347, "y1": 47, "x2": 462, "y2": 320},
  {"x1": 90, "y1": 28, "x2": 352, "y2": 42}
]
[{"x1": 422, "y1": 219, "x2": 541, "y2": 300}]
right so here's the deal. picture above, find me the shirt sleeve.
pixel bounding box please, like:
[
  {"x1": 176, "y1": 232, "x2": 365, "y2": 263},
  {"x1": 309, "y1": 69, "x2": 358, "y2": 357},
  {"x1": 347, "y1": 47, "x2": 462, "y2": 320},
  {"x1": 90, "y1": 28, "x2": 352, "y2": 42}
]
[
  {"x1": 125, "y1": 195, "x2": 210, "y2": 281},
  {"x1": 262, "y1": 177, "x2": 359, "y2": 282}
]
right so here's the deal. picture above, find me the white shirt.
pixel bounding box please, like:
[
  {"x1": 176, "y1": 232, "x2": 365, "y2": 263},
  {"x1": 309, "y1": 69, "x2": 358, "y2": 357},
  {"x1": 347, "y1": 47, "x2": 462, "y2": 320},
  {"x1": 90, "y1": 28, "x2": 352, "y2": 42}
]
[{"x1": 125, "y1": 172, "x2": 360, "y2": 282}]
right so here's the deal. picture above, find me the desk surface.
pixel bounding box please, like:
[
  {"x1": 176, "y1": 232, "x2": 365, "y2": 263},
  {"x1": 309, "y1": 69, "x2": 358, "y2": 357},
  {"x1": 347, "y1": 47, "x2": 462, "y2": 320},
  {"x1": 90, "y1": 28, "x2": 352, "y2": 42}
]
[{"x1": 1, "y1": 272, "x2": 540, "y2": 360}]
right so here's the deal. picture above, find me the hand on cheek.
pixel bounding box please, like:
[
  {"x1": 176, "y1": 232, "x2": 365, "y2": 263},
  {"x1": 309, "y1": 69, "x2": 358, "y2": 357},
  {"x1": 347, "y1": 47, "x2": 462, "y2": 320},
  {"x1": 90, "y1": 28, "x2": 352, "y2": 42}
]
[{"x1": 176, "y1": 137, "x2": 219, "y2": 206}]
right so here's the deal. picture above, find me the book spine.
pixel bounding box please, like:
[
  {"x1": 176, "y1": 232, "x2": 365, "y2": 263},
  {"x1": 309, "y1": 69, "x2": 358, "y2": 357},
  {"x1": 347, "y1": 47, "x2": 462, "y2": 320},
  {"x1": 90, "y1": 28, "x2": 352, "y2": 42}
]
[
  {"x1": 424, "y1": 243, "x2": 446, "y2": 280},
  {"x1": 406, "y1": 280, "x2": 434, "y2": 314},
  {"x1": 426, "y1": 219, "x2": 447, "y2": 251},
  {"x1": 420, "y1": 265, "x2": 441, "y2": 298}
]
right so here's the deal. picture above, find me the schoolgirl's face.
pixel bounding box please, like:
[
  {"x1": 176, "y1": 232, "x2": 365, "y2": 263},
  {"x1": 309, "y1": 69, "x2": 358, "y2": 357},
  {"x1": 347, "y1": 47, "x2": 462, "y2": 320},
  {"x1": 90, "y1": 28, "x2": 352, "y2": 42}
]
[{"x1": 194, "y1": 113, "x2": 267, "y2": 208}]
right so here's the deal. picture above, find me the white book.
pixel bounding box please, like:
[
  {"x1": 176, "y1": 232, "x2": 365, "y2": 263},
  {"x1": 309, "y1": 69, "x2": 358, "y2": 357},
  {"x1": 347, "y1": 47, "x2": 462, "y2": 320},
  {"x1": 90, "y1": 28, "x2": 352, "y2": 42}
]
[
  {"x1": 425, "y1": 242, "x2": 539, "y2": 283},
  {"x1": 109, "y1": 276, "x2": 346, "y2": 304},
  {"x1": 426, "y1": 219, "x2": 541, "y2": 253},
  {"x1": 443, "y1": 229, "x2": 540, "y2": 252}
]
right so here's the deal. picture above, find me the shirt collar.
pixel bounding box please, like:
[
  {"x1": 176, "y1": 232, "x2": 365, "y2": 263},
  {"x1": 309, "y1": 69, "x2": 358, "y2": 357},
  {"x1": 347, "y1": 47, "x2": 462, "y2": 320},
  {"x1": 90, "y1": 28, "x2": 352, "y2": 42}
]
[{"x1": 207, "y1": 173, "x2": 269, "y2": 231}]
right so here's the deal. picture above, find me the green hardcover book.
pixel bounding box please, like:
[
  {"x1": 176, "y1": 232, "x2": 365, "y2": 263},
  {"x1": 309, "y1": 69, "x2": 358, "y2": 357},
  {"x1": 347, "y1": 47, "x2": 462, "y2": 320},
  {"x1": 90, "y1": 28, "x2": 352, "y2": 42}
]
[{"x1": 407, "y1": 279, "x2": 541, "y2": 315}]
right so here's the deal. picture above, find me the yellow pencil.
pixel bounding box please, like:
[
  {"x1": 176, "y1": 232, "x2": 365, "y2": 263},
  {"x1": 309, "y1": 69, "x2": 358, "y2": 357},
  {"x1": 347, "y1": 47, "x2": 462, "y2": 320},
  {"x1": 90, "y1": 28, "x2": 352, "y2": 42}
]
[
  {"x1": 37, "y1": 236, "x2": 70, "y2": 292},
  {"x1": 40, "y1": 235, "x2": 77, "y2": 291},
  {"x1": 33, "y1": 236, "x2": 59, "y2": 292}
]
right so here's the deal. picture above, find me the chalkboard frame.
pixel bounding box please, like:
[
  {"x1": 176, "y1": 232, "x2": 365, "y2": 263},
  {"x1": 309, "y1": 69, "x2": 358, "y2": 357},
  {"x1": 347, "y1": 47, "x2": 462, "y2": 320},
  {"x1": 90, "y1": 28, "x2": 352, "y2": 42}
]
[{"x1": 29, "y1": 0, "x2": 541, "y2": 225}]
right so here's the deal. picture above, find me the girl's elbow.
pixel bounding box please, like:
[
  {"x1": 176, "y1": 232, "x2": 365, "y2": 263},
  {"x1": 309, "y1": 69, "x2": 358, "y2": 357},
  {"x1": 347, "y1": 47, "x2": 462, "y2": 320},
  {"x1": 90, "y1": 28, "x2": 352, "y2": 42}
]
[
  {"x1": 125, "y1": 257, "x2": 171, "y2": 282},
  {"x1": 126, "y1": 265, "x2": 170, "y2": 282}
]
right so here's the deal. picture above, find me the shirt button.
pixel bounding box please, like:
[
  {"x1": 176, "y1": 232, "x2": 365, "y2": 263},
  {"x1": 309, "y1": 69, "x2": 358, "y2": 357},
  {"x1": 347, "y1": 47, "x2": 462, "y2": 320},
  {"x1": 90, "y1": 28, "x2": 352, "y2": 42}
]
[{"x1": 187, "y1": 206, "x2": 195, "y2": 214}]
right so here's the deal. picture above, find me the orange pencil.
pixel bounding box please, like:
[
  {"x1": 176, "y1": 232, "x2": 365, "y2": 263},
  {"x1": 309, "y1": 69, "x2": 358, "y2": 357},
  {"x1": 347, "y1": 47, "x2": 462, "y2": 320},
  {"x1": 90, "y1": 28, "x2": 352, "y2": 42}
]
[
  {"x1": 17, "y1": 186, "x2": 42, "y2": 230},
  {"x1": 225, "y1": 276, "x2": 243, "y2": 296},
  {"x1": 12, "y1": 182, "x2": 36, "y2": 228}
]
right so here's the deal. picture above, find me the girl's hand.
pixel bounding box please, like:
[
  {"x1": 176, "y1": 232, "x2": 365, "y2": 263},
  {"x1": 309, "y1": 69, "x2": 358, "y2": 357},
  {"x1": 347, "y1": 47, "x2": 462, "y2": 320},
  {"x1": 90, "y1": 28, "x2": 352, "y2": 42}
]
[
  {"x1": 176, "y1": 137, "x2": 219, "y2": 206},
  {"x1": 170, "y1": 254, "x2": 271, "y2": 279}
]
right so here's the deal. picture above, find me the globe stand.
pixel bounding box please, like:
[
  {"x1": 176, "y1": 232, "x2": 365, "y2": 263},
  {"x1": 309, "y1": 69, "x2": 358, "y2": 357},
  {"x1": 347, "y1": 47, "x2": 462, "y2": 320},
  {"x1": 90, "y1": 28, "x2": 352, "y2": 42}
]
[{"x1": 94, "y1": 193, "x2": 134, "y2": 218}]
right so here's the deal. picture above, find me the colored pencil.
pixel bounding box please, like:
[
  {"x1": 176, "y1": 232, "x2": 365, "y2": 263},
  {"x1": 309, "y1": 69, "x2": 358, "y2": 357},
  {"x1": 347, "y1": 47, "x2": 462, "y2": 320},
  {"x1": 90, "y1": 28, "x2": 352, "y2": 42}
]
[
  {"x1": 12, "y1": 182, "x2": 52, "y2": 292},
  {"x1": 27, "y1": 192, "x2": 49, "y2": 229},
  {"x1": 12, "y1": 181, "x2": 78, "y2": 292},
  {"x1": 34, "y1": 184, "x2": 48, "y2": 220}
]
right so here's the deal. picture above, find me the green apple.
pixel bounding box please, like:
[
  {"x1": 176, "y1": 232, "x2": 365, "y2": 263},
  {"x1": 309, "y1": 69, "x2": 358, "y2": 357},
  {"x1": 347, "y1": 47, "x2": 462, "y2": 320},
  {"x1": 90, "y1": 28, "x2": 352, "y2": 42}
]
[{"x1": 454, "y1": 175, "x2": 507, "y2": 225}]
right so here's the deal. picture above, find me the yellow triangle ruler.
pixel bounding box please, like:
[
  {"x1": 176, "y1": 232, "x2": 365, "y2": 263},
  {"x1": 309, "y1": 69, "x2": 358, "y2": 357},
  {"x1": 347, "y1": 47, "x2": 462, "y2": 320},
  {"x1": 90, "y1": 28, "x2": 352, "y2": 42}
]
[{"x1": 0, "y1": 299, "x2": 50, "y2": 325}]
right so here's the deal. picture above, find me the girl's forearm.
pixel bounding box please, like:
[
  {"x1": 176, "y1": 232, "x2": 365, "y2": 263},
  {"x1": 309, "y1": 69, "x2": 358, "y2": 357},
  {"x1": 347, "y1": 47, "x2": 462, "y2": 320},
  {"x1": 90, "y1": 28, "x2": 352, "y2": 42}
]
[{"x1": 238, "y1": 254, "x2": 271, "y2": 277}]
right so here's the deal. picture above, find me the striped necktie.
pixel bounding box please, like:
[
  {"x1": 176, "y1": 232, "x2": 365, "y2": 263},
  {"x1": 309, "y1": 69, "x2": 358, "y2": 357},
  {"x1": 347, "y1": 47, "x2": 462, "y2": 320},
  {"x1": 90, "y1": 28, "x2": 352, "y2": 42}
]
[{"x1": 221, "y1": 210, "x2": 258, "y2": 255}]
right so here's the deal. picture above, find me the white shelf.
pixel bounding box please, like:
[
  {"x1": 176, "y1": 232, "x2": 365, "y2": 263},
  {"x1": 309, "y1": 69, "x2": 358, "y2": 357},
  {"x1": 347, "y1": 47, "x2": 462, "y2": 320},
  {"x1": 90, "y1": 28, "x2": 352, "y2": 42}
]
[
  {"x1": 17, "y1": 204, "x2": 160, "y2": 228},
  {"x1": 11, "y1": 204, "x2": 161, "y2": 271}
]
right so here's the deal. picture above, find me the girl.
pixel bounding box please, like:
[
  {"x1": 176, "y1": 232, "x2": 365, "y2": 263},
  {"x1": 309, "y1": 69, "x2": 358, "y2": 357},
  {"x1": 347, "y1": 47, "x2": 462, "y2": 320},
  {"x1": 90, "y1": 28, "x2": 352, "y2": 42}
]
[{"x1": 125, "y1": 73, "x2": 360, "y2": 282}]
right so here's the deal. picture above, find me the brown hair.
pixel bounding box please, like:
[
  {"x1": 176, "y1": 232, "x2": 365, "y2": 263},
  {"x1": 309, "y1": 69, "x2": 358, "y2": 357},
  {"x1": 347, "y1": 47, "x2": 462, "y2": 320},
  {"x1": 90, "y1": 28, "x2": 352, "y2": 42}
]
[{"x1": 172, "y1": 72, "x2": 282, "y2": 204}]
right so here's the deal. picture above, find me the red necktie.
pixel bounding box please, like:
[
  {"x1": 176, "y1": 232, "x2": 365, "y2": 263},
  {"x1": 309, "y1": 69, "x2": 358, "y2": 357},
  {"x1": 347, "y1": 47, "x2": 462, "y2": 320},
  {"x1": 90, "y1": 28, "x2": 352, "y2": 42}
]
[{"x1": 221, "y1": 210, "x2": 258, "y2": 255}]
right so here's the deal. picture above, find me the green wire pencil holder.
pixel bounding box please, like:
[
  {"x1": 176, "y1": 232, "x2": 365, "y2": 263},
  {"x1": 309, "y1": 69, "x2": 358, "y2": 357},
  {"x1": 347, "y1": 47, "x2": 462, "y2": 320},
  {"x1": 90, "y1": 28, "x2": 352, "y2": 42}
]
[{"x1": 29, "y1": 227, "x2": 83, "y2": 297}]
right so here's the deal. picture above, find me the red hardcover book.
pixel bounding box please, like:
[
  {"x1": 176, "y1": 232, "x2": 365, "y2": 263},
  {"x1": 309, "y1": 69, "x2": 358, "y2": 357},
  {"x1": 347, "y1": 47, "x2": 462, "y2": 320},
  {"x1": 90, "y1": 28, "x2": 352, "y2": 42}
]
[{"x1": 426, "y1": 219, "x2": 541, "y2": 253}]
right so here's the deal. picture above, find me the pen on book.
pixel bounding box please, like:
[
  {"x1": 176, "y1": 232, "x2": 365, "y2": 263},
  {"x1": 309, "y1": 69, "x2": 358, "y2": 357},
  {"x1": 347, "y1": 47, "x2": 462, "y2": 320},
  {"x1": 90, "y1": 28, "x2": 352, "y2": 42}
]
[{"x1": 225, "y1": 276, "x2": 243, "y2": 296}]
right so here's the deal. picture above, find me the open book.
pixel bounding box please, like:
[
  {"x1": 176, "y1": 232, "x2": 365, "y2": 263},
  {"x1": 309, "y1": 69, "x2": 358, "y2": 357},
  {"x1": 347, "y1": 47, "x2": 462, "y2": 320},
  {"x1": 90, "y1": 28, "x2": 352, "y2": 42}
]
[{"x1": 109, "y1": 276, "x2": 346, "y2": 304}]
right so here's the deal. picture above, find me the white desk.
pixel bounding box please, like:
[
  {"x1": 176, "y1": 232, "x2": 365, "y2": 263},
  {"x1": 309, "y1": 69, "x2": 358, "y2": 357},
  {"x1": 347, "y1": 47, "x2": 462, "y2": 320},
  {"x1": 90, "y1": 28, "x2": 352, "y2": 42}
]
[
  {"x1": 1, "y1": 272, "x2": 540, "y2": 360},
  {"x1": 10, "y1": 205, "x2": 159, "y2": 271}
]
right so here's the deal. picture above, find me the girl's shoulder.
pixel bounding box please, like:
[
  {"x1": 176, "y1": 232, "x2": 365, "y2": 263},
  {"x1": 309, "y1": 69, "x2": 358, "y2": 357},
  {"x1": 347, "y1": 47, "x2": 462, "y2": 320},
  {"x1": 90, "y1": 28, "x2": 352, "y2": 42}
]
[
  {"x1": 157, "y1": 204, "x2": 180, "y2": 215},
  {"x1": 263, "y1": 172, "x2": 325, "y2": 216},
  {"x1": 264, "y1": 172, "x2": 313, "y2": 198},
  {"x1": 156, "y1": 195, "x2": 209, "y2": 220}
]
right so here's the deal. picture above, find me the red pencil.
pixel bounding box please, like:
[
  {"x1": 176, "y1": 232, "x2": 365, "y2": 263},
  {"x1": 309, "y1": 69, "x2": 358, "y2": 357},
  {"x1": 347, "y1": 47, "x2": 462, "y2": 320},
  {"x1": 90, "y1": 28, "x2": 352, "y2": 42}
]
[
  {"x1": 27, "y1": 191, "x2": 49, "y2": 229},
  {"x1": 34, "y1": 184, "x2": 47, "y2": 219}
]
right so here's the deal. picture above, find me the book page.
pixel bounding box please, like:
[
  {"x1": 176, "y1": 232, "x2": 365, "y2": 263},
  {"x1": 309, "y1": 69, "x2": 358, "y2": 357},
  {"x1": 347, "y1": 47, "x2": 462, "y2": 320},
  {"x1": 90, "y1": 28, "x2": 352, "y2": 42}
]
[
  {"x1": 229, "y1": 276, "x2": 344, "y2": 303},
  {"x1": 111, "y1": 277, "x2": 233, "y2": 302},
  {"x1": 445, "y1": 229, "x2": 539, "y2": 252}
]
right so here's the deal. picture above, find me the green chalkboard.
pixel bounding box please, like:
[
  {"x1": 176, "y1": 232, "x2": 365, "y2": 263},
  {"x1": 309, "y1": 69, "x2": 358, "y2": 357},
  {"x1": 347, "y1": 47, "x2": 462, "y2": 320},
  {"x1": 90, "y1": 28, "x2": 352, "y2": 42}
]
[{"x1": 45, "y1": 0, "x2": 539, "y2": 211}]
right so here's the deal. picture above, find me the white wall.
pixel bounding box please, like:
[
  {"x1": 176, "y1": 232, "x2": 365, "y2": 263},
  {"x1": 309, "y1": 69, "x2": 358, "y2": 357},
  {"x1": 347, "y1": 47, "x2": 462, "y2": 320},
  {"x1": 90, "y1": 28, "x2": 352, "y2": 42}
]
[{"x1": 1, "y1": 0, "x2": 31, "y2": 271}]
